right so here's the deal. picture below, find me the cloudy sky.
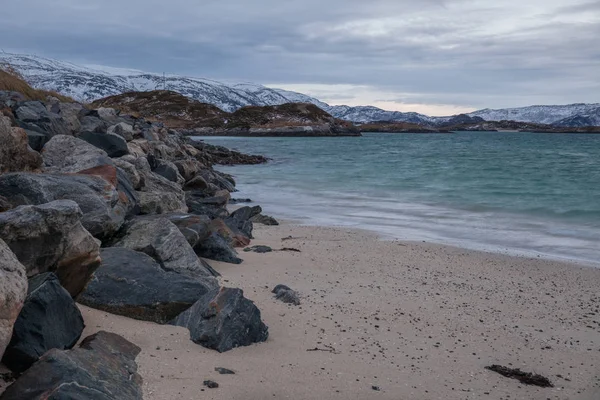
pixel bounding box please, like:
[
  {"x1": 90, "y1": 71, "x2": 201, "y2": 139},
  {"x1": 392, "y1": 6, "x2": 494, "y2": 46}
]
[{"x1": 1, "y1": 0, "x2": 598, "y2": 115}]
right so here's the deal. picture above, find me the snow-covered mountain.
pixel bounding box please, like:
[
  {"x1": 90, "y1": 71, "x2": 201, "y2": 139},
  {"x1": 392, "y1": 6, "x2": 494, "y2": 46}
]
[
  {"x1": 468, "y1": 104, "x2": 600, "y2": 126},
  {"x1": 0, "y1": 53, "x2": 326, "y2": 113},
  {"x1": 1, "y1": 52, "x2": 598, "y2": 126}
]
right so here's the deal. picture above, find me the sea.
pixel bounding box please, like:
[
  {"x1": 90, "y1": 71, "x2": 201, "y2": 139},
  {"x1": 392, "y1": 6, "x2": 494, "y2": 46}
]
[{"x1": 193, "y1": 132, "x2": 600, "y2": 266}]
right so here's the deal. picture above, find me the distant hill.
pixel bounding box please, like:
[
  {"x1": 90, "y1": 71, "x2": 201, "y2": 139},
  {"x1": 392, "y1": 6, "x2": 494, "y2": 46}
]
[
  {"x1": 1, "y1": 52, "x2": 598, "y2": 127},
  {"x1": 92, "y1": 90, "x2": 359, "y2": 136}
]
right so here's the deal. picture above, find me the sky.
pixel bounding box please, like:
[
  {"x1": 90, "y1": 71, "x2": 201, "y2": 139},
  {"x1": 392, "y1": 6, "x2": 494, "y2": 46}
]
[{"x1": 1, "y1": 0, "x2": 598, "y2": 115}]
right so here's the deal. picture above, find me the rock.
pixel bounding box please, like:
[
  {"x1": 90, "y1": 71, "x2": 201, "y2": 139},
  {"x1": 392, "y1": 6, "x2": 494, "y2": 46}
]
[
  {"x1": 2, "y1": 273, "x2": 84, "y2": 373},
  {"x1": 184, "y1": 175, "x2": 208, "y2": 190},
  {"x1": 174, "y1": 159, "x2": 202, "y2": 182},
  {"x1": 244, "y1": 245, "x2": 272, "y2": 253},
  {"x1": 210, "y1": 218, "x2": 250, "y2": 248},
  {"x1": 96, "y1": 107, "x2": 119, "y2": 123},
  {"x1": 0, "y1": 173, "x2": 127, "y2": 241},
  {"x1": 194, "y1": 233, "x2": 243, "y2": 264},
  {"x1": 203, "y1": 380, "x2": 219, "y2": 389},
  {"x1": 137, "y1": 171, "x2": 187, "y2": 215},
  {"x1": 225, "y1": 205, "x2": 262, "y2": 240},
  {"x1": 114, "y1": 217, "x2": 216, "y2": 278},
  {"x1": 108, "y1": 122, "x2": 134, "y2": 141},
  {"x1": 79, "y1": 131, "x2": 129, "y2": 157},
  {"x1": 0, "y1": 200, "x2": 101, "y2": 297},
  {"x1": 250, "y1": 213, "x2": 280, "y2": 226},
  {"x1": 230, "y1": 198, "x2": 252, "y2": 204},
  {"x1": 215, "y1": 367, "x2": 235, "y2": 375},
  {"x1": 79, "y1": 248, "x2": 218, "y2": 324},
  {"x1": 166, "y1": 214, "x2": 212, "y2": 246},
  {"x1": 0, "y1": 116, "x2": 42, "y2": 173},
  {"x1": 170, "y1": 287, "x2": 269, "y2": 352},
  {"x1": 79, "y1": 115, "x2": 108, "y2": 133},
  {"x1": 0, "y1": 240, "x2": 27, "y2": 361},
  {"x1": 41, "y1": 135, "x2": 114, "y2": 173},
  {"x1": 0, "y1": 331, "x2": 143, "y2": 400},
  {"x1": 272, "y1": 284, "x2": 301, "y2": 306},
  {"x1": 0, "y1": 196, "x2": 11, "y2": 212},
  {"x1": 13, "y1": 101, "x2": 70, "y2": 138},
  {"x1": 48, "y1": 102, "x2": 83, "y2": 135},
  {"x1": 153, "y1": 159, "x2": 184, "y2": 184},
  {"x1": 24, "y1": 130, "x2": 48, "y2": 152},
  {"x1": 186, "y1": 195, "x2": 229, "y2": 219},
  {"x1": 114, "y1": 159, "x2": 143, "y2": 190}
]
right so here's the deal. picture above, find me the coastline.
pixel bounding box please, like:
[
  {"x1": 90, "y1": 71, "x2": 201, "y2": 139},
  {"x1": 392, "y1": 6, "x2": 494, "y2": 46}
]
[{"x1": 79, "y1": 220, "x2": 600, "y2": 400}]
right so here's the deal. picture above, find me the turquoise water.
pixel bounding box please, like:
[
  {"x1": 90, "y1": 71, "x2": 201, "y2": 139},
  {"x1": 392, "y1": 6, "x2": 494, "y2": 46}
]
[{"x1": 195, "y1": 132, "x2": 600, "y2": 265}]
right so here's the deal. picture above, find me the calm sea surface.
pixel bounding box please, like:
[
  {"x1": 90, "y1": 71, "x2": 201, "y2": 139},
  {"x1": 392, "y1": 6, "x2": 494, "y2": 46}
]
[{"x1": 194, "y1": 132, "x2": 600, "y2": 265}]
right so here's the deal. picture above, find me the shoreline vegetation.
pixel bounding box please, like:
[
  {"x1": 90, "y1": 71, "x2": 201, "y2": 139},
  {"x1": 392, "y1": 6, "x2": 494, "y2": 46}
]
[{"x1": 0, "y1": 70, "x2": 599, "y2": 399}]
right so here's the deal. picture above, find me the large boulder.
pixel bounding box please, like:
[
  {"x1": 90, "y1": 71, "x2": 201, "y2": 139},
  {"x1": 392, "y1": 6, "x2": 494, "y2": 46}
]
[
  {"x1": 2, "y1": 273, "x2": 84, "y2": 373},
  {"x1": 79, "y1": 115, "x2": 107, "y2": 133},
  {"x1": 0, "y1": 200, "x2": 101, "y2": 297},
  {"x1": 225, "y1": 205, "x2": 262, "y2": 240},
  {"x1": 137, "y1": 171, "x2": 187, "y2": 215},
  {"x1": 0, "y1": 116, "x2": 42, "y2": 173},
  {"x1": 0, "y1": 173, "x2": 128, "y2": 241},
  {"x1": 80, "y1": 131, "x2": 129, "y2": 158},
  {"x1": 170, "y1": 287, "x2": 269, "y2": 353},
  {"x1": 108, "y1": 122, "x2": 135, "y2": 141},
  {"x1": 0, "y1": 240, "x2": 27, "y2": 361},
  {"x1": 113, "y1": 217, "x2": 216, "y2": 279},
  {"x1": 13, "y1": 101, "x2": 70, "y2": 138},
  {"x1": 153, "y1": 159, "x2": 184, "y2": 185},
  {"x1": 79, "y1": 248, "x2": 218, "y2": 324},
  {"x1": 0, "y1": 331, "x2": 143, "y2": 400},
  {"x1": 47, "y1": 102, "x2": 83, "y2": 135},
  {"x1": 194, "y1": 233, "x2": 243, "y2": 264},
  {"x1": 41, "y1": 135, "x2": 114, "y2": 173}
]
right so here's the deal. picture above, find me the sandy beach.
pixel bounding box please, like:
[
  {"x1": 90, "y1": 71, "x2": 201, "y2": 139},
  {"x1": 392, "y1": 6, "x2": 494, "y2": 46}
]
[{"x1": 79, "y1": 222, "x2": 600, "y2": 400}]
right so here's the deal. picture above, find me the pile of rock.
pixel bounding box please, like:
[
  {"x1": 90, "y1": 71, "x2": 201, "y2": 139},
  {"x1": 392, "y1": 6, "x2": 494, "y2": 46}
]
[{"x1": 0, "y1": 91, "x2": 271, "y2": 397}]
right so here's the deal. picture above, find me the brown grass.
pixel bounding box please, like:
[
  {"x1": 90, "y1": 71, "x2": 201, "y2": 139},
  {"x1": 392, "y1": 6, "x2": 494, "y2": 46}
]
[{"x1": 0, "y1": 65, "x2": 75, "y2": 103}]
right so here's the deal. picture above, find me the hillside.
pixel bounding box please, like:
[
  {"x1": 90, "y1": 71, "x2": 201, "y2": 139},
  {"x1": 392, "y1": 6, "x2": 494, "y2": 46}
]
[{"x1": 92, "y1": 90, "x2": 359, "y2": 136}]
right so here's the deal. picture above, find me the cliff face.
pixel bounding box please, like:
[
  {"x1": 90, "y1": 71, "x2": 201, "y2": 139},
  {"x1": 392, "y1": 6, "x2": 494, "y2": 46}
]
[{"x1": 92, "y1": 91, "x2": 361, "y2": 137}]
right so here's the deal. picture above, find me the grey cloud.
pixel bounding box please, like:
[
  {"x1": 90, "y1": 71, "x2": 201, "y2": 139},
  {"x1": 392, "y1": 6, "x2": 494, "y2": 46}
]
[{"x1": 0, "y1": 0, "x2": 598, "y2": 111}]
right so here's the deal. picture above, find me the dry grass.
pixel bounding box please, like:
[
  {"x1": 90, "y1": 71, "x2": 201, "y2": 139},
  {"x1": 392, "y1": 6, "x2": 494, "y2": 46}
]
[{"x1": 0, "y1": 65, "x2": 75, "y2": 103}]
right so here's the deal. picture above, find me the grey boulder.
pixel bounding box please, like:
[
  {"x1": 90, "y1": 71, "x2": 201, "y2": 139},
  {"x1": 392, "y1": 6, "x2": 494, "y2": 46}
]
[
  {"x1": 79, "y1": 248, "x2": 218, "y2": 324},
  {"x1": 0, "y1": 116, "x2": 42, "y2": 174},
  {"x1": 80, "y1": 131, "x2": 129, "y2": 158},
  {"x1": 272, "y1": 284, "x2": 301, "y2": 306},
  {"x1": 0, "y1": 331, "x2": 143, "y2": 400},
  {"x1": 41, "y1": 135, "x2": 114, "y2": 173},
  {"x1": 114, "y1": 217, "x2": 216, "y2": 278},
  {"x1": 13, "y1": 101, "x2": 70, "y2": 138},
  {"x1": 170, "y1": 287, "x2": 269, "y2": 352},
  {"x1": 194, "y1": 233, "x2": 243, "y2": 264},
  {"x1": 0, "y1": 200, "x2": 100, "y2": 297},
  {"x1": 0, "y1": 239, "x2": 28, "y2": 361},
  {"x1": 0, "y1": 172, "x2": 128, "y2": 241},
  {"x1": 2, "y1": 273, "x2": 84, "y2": 373}
]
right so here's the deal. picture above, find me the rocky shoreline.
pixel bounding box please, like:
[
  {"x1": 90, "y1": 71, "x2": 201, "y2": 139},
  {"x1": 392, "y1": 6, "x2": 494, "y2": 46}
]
[{"x1": 0, "y1": 89, "x2": 281, "y2": 398}]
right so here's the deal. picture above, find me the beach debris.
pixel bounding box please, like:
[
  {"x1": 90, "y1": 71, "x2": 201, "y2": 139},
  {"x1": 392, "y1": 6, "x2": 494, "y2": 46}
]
[
  {"x1": 485, "y1": 365, "x2": 553, "y2": 387},
  {"x1": 272, "y1": 284, "x2": 301, "y2": 306},
  {"x1": 244, "y1": 245, "x2": 273, "y2": 253},
  {"x1": 372, "y1": 386, "x2": 381, "y2": 391},
  {"x1": 279, "y1": 247, "x2": 301, "y2": 252},
  {"x1": 307, "y1": 344, "x2": 339, "y2": 354},
  {"x1": 203, "y1": 380, "x2": 219, "y2": 389},
  {"x1": 215, "y1": 367, "x2": 235, "y2": 375},
  {"x1": 281, "y1": 236, "x2": 304, "y2": 241}
]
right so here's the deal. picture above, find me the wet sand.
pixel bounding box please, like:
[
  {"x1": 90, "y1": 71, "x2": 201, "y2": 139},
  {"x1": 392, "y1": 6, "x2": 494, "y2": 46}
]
[{"x1": 78, "y1": 222, "x2": 600, "y2": 400}]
